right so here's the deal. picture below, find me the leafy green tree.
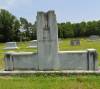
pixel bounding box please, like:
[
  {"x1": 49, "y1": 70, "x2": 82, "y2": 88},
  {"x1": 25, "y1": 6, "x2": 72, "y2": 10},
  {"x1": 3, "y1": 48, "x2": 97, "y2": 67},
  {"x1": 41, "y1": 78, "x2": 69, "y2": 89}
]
[
  {"x1": 0, "y1": 9, "x2": 20, "y2": 42},
  {"x1": 20, "y1": 17, "x2": 37, "y2": 40},
  {"x1": 58, "y1": 22, "x2": 74, "y2": 38},
  {"x1": 79, "y1": 22, "x2": 87, "y2": 37}
]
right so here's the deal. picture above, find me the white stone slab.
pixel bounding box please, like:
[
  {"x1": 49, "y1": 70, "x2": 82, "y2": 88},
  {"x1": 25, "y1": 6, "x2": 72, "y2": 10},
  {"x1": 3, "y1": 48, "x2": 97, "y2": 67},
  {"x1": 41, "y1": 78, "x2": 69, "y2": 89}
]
[
  {"x1": 88, "y1": 35, "x2": 100, "y2": 41},
  {"x1": 4, "y1": 42, "x2": 18, "y2": 50},
  {"x1": 59, "y1": 50, "x2": 87, "y2": 53},
  {"x1": 28, "y1": 40, "x2": 37, "y2": 48}
]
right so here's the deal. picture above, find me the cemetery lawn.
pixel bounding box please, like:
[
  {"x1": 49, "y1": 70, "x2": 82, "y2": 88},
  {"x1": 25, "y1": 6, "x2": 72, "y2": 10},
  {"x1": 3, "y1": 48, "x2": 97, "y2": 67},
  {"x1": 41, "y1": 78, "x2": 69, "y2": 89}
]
[{"x1": 0, "y1": 75, "x2": 100, "y2": 89}]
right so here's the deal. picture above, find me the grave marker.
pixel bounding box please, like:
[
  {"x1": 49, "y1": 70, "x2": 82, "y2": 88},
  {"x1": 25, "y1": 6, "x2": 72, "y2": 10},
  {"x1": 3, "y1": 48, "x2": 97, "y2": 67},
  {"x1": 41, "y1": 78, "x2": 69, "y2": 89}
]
[
  {"x1": 4, "y1": 42, "x2": 18, "y2": 50},
  {"x1": 70, "y1": 39, "x2": 80, "y2": 46},
  {"x1": 28, "y1": 40, "x2": 37, "y2": 48},
  {"x1": 88, "y1": 35, "x2": 100, "y2": 41}
]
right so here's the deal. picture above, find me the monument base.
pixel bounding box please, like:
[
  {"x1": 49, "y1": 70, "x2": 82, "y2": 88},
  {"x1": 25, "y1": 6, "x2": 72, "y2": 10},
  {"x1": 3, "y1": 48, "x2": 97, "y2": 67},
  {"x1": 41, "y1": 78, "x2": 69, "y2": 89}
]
[{"x1": 4, "y1": 49, "x2": 97, "y2": 71}]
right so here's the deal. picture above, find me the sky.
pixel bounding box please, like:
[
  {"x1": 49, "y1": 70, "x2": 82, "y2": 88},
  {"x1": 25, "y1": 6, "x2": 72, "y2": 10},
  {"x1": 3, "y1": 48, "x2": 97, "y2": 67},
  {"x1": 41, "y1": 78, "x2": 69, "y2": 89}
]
[{"x1": 0, "y1": 0, "x2": 100, "y2": 23}]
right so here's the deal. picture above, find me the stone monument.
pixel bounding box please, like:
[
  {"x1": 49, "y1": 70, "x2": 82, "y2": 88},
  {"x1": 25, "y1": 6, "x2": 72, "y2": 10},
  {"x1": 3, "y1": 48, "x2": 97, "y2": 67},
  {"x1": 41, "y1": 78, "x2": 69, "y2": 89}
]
[
  {"x1": 4, "y1": 10, "x2": 98, "y2": 71},
  {"x1": 37, "y1": 11, "x2": 58, "y2": 70}
]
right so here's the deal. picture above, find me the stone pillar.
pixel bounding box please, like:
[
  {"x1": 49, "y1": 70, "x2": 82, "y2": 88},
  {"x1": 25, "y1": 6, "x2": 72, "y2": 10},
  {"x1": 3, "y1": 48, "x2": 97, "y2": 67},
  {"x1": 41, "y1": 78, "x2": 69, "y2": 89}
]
[
  {"x1": 4, "y1": 52, "x2": 14, "y2": 71},
  {"x1": 87, "y1": 49, "x2": 98, "y2": 70},
  {"x1": 36, "y1": 11, "x2": 58, "y2": 70}
]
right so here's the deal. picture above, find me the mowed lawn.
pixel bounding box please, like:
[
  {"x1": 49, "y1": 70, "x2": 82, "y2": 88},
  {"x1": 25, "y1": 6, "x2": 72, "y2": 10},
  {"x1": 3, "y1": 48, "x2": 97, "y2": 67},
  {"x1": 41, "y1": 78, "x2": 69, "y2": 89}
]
[
  {"x1": 0, "y1": 75, "x2": 100, "y2": 89},
  {"x1": 0, "y1": 38, "x2": 100, "y2": 89}
]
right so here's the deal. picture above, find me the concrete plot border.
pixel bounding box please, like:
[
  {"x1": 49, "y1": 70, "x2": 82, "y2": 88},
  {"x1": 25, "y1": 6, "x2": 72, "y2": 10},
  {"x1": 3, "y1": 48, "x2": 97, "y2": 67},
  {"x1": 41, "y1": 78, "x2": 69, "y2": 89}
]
[{"x1": 0, "y1": 70, "x2": 100, "y2": 76}]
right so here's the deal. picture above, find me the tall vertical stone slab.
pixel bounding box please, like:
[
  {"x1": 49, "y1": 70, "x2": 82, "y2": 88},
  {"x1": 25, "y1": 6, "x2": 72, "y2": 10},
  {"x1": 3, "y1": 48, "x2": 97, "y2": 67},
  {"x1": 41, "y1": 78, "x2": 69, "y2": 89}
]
[
  {"x1": 36, "y1": 11, "x2": 59, "y2": 70},
  {"x1": 87, "y1": 49, "x2": 98, "y2": 70}
]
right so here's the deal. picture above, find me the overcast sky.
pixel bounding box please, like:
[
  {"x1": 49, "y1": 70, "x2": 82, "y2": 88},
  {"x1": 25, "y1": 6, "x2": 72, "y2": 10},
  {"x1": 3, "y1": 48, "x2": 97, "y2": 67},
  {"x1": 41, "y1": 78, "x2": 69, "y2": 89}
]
[{"x1": 0, "y1": 0, "x2": 100, "y2": 23}]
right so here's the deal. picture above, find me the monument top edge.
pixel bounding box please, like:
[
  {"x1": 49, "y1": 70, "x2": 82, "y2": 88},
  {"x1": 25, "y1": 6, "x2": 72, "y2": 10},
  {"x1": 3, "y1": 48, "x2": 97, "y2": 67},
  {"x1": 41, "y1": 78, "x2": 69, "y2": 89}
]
[{"x1": 37, "y1": 10, "x2": 55, "y2": 14}]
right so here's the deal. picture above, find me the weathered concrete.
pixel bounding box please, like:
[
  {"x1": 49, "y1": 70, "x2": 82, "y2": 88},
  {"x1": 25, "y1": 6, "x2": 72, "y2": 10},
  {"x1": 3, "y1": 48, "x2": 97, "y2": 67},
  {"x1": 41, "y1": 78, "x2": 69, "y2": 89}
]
[
  {"x1": 4, "y1": 52, "x2": 38, "y2": 70},
  {"x1": 58, "y1": 49, "x2": 97, "y2": 70},
  {"x1": 37, "y1": 11, "x2": 59, "y2": 70},
  {"x1": 3, "y1": 10, "x2": 98, "y2": 71},
  {"x1": 58, "y1": 51, "x2": 88, "y2": 70},
  {"x1": 0, "y1": 70, "x2": 100, "y2": 76},
  {"x1": 4, "y1": 49, "x2": 97, "y2": 71}
]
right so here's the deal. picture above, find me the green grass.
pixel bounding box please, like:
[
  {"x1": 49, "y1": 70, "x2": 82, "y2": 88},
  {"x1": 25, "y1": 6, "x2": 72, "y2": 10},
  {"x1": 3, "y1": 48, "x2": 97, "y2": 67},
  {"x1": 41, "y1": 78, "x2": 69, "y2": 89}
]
[
  {"x1": 59, "y1": 38, "x2": 100, "y2": 60},
  {"x1": 0, "y1": 38, "x2": 100, "y2": 89},
  {"x1": 0, "y1": 75, "x2": 100, "y2": 89},
  {"x1": 59, "y1": 38, "x2": 100, "y2": 51}
]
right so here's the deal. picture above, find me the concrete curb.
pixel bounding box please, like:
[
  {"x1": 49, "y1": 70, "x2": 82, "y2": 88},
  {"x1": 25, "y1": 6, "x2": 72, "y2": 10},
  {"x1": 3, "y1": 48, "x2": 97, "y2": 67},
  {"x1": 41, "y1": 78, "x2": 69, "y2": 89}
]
[{"x1": 0, "y1": 70, "x2": 100, "y2": 76}]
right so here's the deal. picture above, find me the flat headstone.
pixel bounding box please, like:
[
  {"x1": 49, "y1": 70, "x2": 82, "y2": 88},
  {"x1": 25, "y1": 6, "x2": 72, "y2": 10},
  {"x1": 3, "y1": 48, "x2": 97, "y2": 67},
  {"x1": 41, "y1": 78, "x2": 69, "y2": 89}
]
[
  {"x1": 88, "y1": 35, "x2": 100, "y2": 41},
  {"x1": 4, "y1": 42, "x2": 18, "y2": 50},
  {"x1": 70, "y1": 39, "x2": 80, "y2": 46},
  {"x1": 28, "y1": 40, "x2": 37, "y2": 48}
]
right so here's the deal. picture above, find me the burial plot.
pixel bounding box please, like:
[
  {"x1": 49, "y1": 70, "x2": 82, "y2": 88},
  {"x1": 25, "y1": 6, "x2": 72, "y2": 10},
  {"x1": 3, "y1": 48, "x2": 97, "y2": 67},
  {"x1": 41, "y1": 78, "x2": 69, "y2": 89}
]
[
  {"x1": 28, "y1": 40, "x2": 37, "y2": 48},
  {"x1": 4, "y1": 10, "x2": 98, "y2": 71},
  {"x1": 70, "y1": 39, "x2": 80, "y2": 46},
  {"x1": 4, "y1": 42, "x2": 18, "y2": 50}
]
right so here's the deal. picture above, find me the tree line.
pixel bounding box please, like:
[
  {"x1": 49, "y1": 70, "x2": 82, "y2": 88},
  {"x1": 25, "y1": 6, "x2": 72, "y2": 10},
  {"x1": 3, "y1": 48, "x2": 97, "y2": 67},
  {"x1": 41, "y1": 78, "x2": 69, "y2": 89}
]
[
  {"x1": 58, "y1": 21, "x2": 100, "y2": 38},
  {"x1": 0, "y1": 9, "x2": 100, "y2": 42}
]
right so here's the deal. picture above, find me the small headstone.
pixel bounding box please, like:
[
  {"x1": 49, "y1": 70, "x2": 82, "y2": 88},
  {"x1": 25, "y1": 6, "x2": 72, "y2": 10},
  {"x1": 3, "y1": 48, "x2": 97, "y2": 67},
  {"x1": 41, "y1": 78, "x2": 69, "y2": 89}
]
[
  {"x1": 88, "y1": 35, "x2": 100, "y2": 41},
  {"x1": 4, "y1": 42, "x2": 18, "y2": 50},
  {"x1": 28, "y1": 40, "x2": 37, "y2": 48},
  {"x1": 70, "y1": 39, "x2": 80, "y2": 46}
]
